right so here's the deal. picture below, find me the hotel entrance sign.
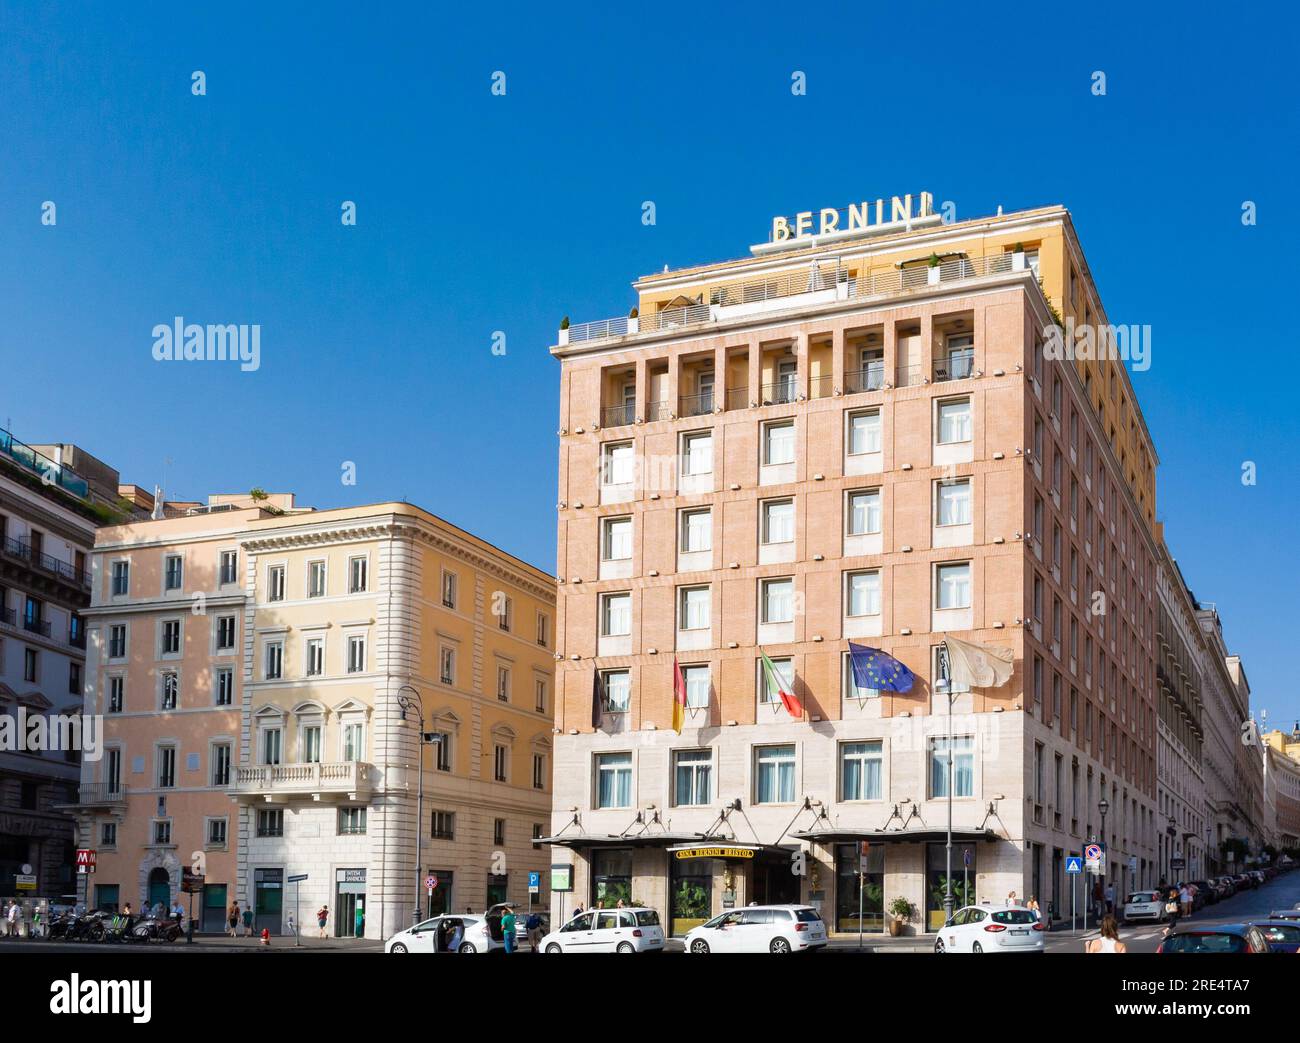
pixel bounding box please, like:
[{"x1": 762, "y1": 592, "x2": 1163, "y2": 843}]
[{"x1": 761, "y1": 192, "x2": 937, "y2": 254}]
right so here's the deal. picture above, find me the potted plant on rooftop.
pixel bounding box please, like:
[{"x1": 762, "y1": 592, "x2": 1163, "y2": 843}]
[
  {"x1": 887, "y1": 896, "x2": 913, "y2": 937},
  {"x1": 1012, "y1": 242, "x2": 1027, "y2": 271},
  {"x1": 926, "y1": 252, "x2": 942, "y2": 286}
]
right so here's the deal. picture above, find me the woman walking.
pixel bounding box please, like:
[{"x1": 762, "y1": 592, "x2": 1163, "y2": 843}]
[
  {"x1": 228, "y1": 902, "x2": 240, "y2": 938},
  {"x1": 1085, "y1": 915, "x2": 1127, "y2": 953}
]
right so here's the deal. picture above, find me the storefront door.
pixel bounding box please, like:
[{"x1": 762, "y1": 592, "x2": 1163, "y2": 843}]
[
  {"x1": 335, "y1": 869, "x2": 367, "y2": 937},
  {"x1": 590, "y1": 849, "x2": 632, "y2": 909},
  {"x1": 753, "y1": 853, "x2": 800, "y2": 906},
  {"x1": 668, "y1": 858, "x2": 712, "y2": 937},
  {"x1": 835, "y1": 844, "x2": 884, "y2": 932},
  {"x1": 147, "y1": 868, "x2": 170, "y2": 911},
  {"x1": 254, "y1": 868, "x2": 283, "y2": 934},
  {"x1": 926, "y1": 843, "x2": 976, "y2": 930},
  {"x1": 202, "y1": 884, "x2": 228, "y2": 933}
]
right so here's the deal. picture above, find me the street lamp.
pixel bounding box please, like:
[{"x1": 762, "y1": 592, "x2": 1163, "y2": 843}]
[
  {"x1": 937, "y1": 643, "x2": 956, "y2": 925},
  {"x1": 395, "y1": 684, "x2": 441, "y2": 927}
]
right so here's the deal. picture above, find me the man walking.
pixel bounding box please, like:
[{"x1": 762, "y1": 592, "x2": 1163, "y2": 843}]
[{"x1": 525, "y1": 911, "x2": 544, "y2": 952}]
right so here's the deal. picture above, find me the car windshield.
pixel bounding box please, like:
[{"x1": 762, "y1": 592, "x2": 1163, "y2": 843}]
[
  {"x1": 1127, "y1": 892, "x2": 1159, "y2": 903},
  {"x1": 634, "y1": 910, "x2": 660, "y2": 927},
  {"x1": 991, "y1": 909, "x2": 1038, "y2": 925},
  {"x1": 794, "y1": 908, "x2": 823, "y2": 923},
  {"x1": 1163, "y1": 933, "x2": 1247, "y2": 953}
]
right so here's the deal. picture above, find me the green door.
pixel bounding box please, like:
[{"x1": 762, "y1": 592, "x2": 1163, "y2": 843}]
[
  {"x1": 202, "y1": 884, "x2": 228, "y2": 933},
  {"x1": 254, "y1": 868, "x2": 283, "y2": 934}
]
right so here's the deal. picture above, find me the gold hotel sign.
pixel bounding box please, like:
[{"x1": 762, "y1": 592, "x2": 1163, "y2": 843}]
[
  {"x1": 771, "y1": 192, "x2": 935, "y2": 243},
  {"x1": 674, "y1": 846, "x2": 756, "y2": 860}
]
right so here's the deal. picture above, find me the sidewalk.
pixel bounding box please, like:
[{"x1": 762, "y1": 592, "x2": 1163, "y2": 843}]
[{"x1": 180, "y1": 932, "x2": 383, "y2": 951}]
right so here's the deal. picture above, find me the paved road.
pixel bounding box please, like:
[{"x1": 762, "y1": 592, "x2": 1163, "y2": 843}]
[{"x1": 1044, "y1": 872, "x2": 1300, "y2": 954}]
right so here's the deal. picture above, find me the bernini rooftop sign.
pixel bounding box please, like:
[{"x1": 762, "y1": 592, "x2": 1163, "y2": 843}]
[{"x1": 751, "y1": 191, "x2": 941, "y2": 256}]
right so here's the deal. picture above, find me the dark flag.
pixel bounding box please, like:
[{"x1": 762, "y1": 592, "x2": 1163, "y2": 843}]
[{"x1": 591, "y1": 669, "x2": 605, "y2": 728}]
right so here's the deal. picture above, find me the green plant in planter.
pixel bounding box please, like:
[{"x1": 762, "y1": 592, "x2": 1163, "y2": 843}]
[
  {"x1": 628, "y1": 307, "x2": 639, "y2": 319},
  {"x1": 927, "y1": 253, "x2": 941, "y2": 268},
  {"x1": 888, "y1": 896, "x2": 913, "y2": 921},
  {"x1": 560, "y1": 316, "x2": 570, "y2": 330},
  {"x1": 1013, "y1": 242, "x2": 1025, "y2": 253}
]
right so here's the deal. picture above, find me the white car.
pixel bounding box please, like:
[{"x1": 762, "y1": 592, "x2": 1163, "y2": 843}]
[
  {"x1": 934, "y1": 905, "x2": 1044, "y2": 953},
  {"x1": 1121, "y1": 890, "x2": 1167, "y2": 924},
  {"x1": 384, "y1": 913, "x2": 503, "y2": 953},
  {"x1": 539, "y1": 907, "x2": 665, "y2": 953},
  {"x1": 684, "y1": 905, "x2": 828, "y2": 954}
]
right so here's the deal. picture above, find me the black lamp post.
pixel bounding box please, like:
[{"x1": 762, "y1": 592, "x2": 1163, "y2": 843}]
[{"x1": 395, "y1": 684, "x2": 441, "y2": 927}]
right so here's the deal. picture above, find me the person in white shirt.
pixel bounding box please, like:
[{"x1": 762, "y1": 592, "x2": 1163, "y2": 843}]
[{"x1": 1085, "y1": 916, "x2": 1127, "y2": 953}]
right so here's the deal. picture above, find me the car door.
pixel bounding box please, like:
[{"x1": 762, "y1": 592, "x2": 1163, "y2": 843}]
[
  {"x1": 963, "y1": 908, "x2": 989, "y2": 950},
  {"x1": 942, "y1": 908, "x2": 968, "y2": 951},
  {"x1": 558, "y1": 911, "x2": 595, "y2": 951},
  {"x1": 411, "y1": 916, "x2": 441, "y2": 952},
  {"x1": 590, "y1": 911, "x2": 622, "y2": 952},
  {"x1": 712, "y1": 910, "x2": 745, "y2": 953}
]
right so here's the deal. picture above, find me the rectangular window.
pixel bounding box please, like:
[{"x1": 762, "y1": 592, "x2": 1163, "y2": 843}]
[
  {"x1": 433, "y1": 732, "x2": 451, "y2": 772},
  {"x1": 840, "y1": 741, "x2": 883, "y2": 801},
  {"x1": 493, "y1": 744, "x2": 508, "y2": 782},
  {"x1": 493, "y1": 818, "x2": 506, "y2": 845},
  {"x1": 337, "y1": 807, "x2": 367, "y2": 835},
  {"x1": 108, "y1": 676, "x2": 124, "y2": 713},
  {"x1": 101, "y1": 822, "x2": 118, "y2": 847},
  {"x1": 347, "y1": 635, "x2": 366, "y2": 674},
  {"x1": 441, "y1": 570, "x2": 458, "y2": 609},
  {"x1": 306, "y1": 638, "x2": 324, "y2": 677},
  {"x1": 928, "y1": 736, "x2": 974, "y2": 798},
  {"x1": 216, "y1": 615, "x2": 236, "y2": 650},
  {"x1": 759, "y1": 656, "x2": 794, "y2": 705},
  {"x1": 763, "y1": 420, "x2": 795, "y2": 465},
  {"x1": 440, "y1": 647, "x2": 455, "y2": 685},
  {"x1": 846, "y1": 490, "x2": 882, "y2": 535},
  {"x1": 262, "y1": 727, "x2": 282, "y2": 765},
  {"x1": 673, "y1": 749, "x2": 712, "y2": 806},
  {"x1": 846, "y1": 570, "x2": 881, "y2": 617},
  {"x1": 761, "y1": 499, "x2": 794, "y2": 544},
  {"x1": 601, "y1": 441, "x2": 635, "y2": 485},
  {"x1": 256, "y1": 809, "x2": 284, "y2": 838},
  {"x1": 497, "y1": 595, "x2": 512, "y2": 631},
  {"x1": 847, "y1": 410, "x2": 882, "y2": 455},
  {"x1": 760, "y1": 577, "x2": 794, "y2": 624},
  {"x1": 215, "y1": 668, "x2": 233, "y2": 706},
  {"x1": 268, "y1": 565, "x2": 285, "y2": 602},
  {"x1": 265, "y1": 641, "x2": 283, "y2": 680},
  {"x1": 937, "y1": 398, "x2": 972, "y2": 444},
  {"x1": 678, "y1": 586, "x2": 710, "y2": 631},
  {"x1": 536, "y1": 612, "x2": 549, "y2": 647},
  {"x1": 602, "y1": 669, "x2": 631, "y2": 713},
  {"x1": 533, "y1": 752, "x2": 546, "y2": 789},
  {"x1": 164, "y1": 555, "x2": 183, "y2": 591},
  {"x1": 755, "y1": 745, "x2": 796, "y2": 804},
  {"x1": 157, "y1": 746, "x2": 176, "y2": 788},
  {"x1": 348, "y1": 556, "x2": 368, "y2": 593},
  {"x1": 219, "y1": 550, "x2": 238, "y2": 585},
  {"x1": 342, "y1": 722, "x2": 364, "y2": 762},
  {"x1": 161, "y1": 672, "x2": 178, "y2": 710},
  {"x1": 153, "y1": 820, "x2": 172, "y2": 845},
  {"x1": 108, "y1": 624, "x2": 126, "y2": 659},
  {"x1": 681, "y1": 431, "x2": 713, "y2": 476},
  {"x1": 302, "y1": 725, "x2": 322, "y2": 763},
  {"x1": 936, "y1": 479, "x2": 971, "y2": 526},
  {"x1": 596, "y1": 752, "x2": 632, "y2": 808},
  {"x1": 161, "y1": 619, "x2": 181, "y2": 655},
  {"x1": 600, "y1": 592, "x2": 631, "y2": 636},
  {"x1": 602, "y1": 517, "x2": 632, "y2": 561},
  {"x1": 935, "y1": 563, "x2": 972, "y2": 610},
  {"x1": 682, "y1": 665, "x2": 710, "y2": 708},
  {"x1": 680, "y1": 508, "x2": 712, "y2": 553},
  {"x1": 110, "y1": 560, "x2": 130, "y2": 596},
  {"x1": 535, "y1": 679, "x2": 547, "y2": 714},
  {"x1": 430, "y1": 811, "x2": 455, "y2": 839},
  {"x1": 212, "y1": 744, "x2": 231, "y2": 786},
  {"x1": 497, "y1": 665, "x2": 511, "y2": 702},
  {"x1": 308, "y1": 561, "x2": 326, "y2": 598},
  {"x1": 24, "y1": 648, "x2": 37, "y2": 683}
]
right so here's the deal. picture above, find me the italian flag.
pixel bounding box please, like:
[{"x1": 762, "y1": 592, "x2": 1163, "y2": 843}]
[
  {"x1": 672, "y1": 657, "x2": 687, "y2": 734},
  {"x1": 760, "y1": 652, "x2": 803, "y2": 719}
]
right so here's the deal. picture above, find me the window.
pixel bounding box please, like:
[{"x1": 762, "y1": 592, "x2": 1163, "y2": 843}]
[
  {"x1": 347, "y1": 634, "x2": 366, "y2": 673},
  {"x1": 302, "y1": 725, "x2": 322, "y2": 763},
  {"x1": 108, "y1": 676, "x2": 124, "y2": 713},
  {"x1": 157, "y1": 746, "x2": 176, "y2": 788},
  {"x1": 161, "y1": 619, "x2": 181, "y2": 655},
  {"x1": 261, "y1": 726, "x2": 282, "y2": 765},
  {"x1": 497, "y1": 664, "x2": 511, "y2": 702},
  {"x1": 430, "y1": 811, "x2": 455, "y2": 839},
  {"x1": 601, "y1": 516, "x2": 632, "y2": 561},
  {"x1": 493, "y1": 818, "x2": 506, "y2": 845},
  {"x1": 440, "y1": 646, "x2": 455, "y2": 685},
  {"x1": 101, "y1": 822, "x2": 117, "y2": 847},
  {"x1": 441, "y1": 570, "x2": 457, "y2": 609},
  {"x1": 681, "y1": 664, "x2": 710, "y2": 708},
  {"x1": 536, "y1": 612, "x2": 549, "y2": 647},
  {"x1": 153, "y1": 820, "x2": 173, "y2": 845},
  {"x1": 338, "y1": 807, "x2": 367, "y2": 835},
  {"x1": 535, "y1": 679, "x2": 547, "y2": 714},
  {"x1": 264, "y1": 640, "x2": 283, "y2": 680},
  {"x1": 110, "y1": 560, "x2": 129, "y2": 596},
  {"x1": 434, "y1": 734, "x2": 452, "y2": 772},
  {"x1": 215, "y1": 668, "x2": 233, "y2": 706},
  {"x1": 841, "y1": 741, "x2": 883, "y2": 801},
  {"x1": 493, "y1": 744, "x2": 508, "y2": 782},
  {"x1": 212, "y1": 744, "x2": 231, "y2": 786},
  {"x1": 935, "y1": 563, "x2": 971, "y2": 610},
  {"x1": 928, "y1": 736, "x2": 974, "y2": 798},
  {"x1": 680, "y1": 508, "x2": 712, "y2": 553},
  {"x1": 759, "y1": 656, "x2": 794, "y2": 705},
  {"x1": 24, "y1": 648, "x2": 37, "y2": 682},
  {"x1": 267, "y1": 565, "x2": 285, "y2": 602},
  {"x1": 160, "y1": 672, "x2": 178, "y2": 710},
  {"x1": 846, "y1": 570, "x2": 881, "y2": 617},
  {"x1": 219, "y1": 550, "x2": 238, "y2": 585},
  {"x1": 602, "y1": 669, "x2": 630, "y2": 713},
  {"x1": 846, "y1": 490, "x2": 881, "y2": 535},
  {"x1": 308, "y1": 560, "x2": 326, "y2": 598},
  {"x1": 760, "y1": 578, "x2": 794, "y2": 624},
  {"x1": 681, "y1": 431, "x2": 713, "y2": 475},
  {"x1": 763, "y1": 420, "x2": 795, "y2": 465},
  {"x1": 600, "y1": 592, "x2": 631, "y2": 636},
  {"x1": 108, "y1": 624, "x2": 126, "y2": 659},
  {"x1": 678, "y1": 586, "x2": 710, "y2": 631},
  {"x1": 306, "y1": 638, "x2": 324, "y2": 676},
  {"x1": 673, "y1": 749, "x2": 712, "y2": 806},
  {"x1": 847, "y1": 410, "x2": 882, "y2": 455},
  {"x1": 532, "y1": 752, "x2": 545, "y2": 789},
  {"x1": 761, "y1": 499, "x2": 794, "y2": 544},
  {"x1": 164, "y1": 554, "x2": 183, "y2": 591},
  {"x1": 601, "y1": 441, "x2": 635, "y2": 486},
  {"x1": 256, "y1": 809, "x2": 284, "y2": 838},
  {"x1": 755, "y1": 745, "x2": 796, "y2": 803},
  {"x1": 937, "y1": 398, "x2": 972, "y2": 444},
  {"x1": 596, "y1": 752, "x2": 632, "y2": 808},
  {"x1": 497, "y1": 595, "x2": 512, "y2": 631},
  {"x1": 216, "y1": 615, "x2": 236, "y2": 650},
  {"x1": 348, "y1": 556, "x2": 368, "y2": 593},
  {"x1": 69, "y1": 662, "x2": 82, "y2": 695},
  {"x1": 342, "y1": 722, "x2": 364, "y2": 762},
  {"x1": 936, "y1": 479, "x2": 971, "y2": 526}
]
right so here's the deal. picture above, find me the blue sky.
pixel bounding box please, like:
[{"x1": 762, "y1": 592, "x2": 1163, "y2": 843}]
[{"x1": 1, "y1": 2, "x2": 1296, "y2": 722}]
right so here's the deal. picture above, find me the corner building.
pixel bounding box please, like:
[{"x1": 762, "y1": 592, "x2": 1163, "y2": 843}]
[{"x1": 549, "y1": 200, "x2": 1161, "y2": 936}]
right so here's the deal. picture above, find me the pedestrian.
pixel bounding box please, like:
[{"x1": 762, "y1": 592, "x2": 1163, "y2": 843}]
[
  {"x1": 525, "y1": 911, "x2": 543, "y2": 952},
  {"x1": 172, "y1": 900, "x2": 184, "y2": 924},
  {"x1": 242, "y1": 905, "x2": 254, "y2": 937},
  {"x1": 317, "y1": 905, "x2": 329, "y2": 939},
  {"x1": 228, "y1": 902, "x2": 240, "y2": 938},
  {"x1": 5, "y1": 900, "x2": 18, "y2": 938},
  {"x1": 1104, "y1": 882, "x2": 1115, "y2": 915},
  {"x1": 1085, "y1": 915, "x2": 1127, "y2": 953},
  {"x1": 354, "y1": 902, "x2": 364, "y2": 938},
  {"x1": 502, "y1": 906, "x2": 517, "y2": 954},
  {"x1": 572, "y1": 904, "x2": 584, "y2": 919},
  {"x1": 447, "y1": 919, "x2": 464, "y2": 953},
  {"x1": 1178, "y1": 883, "x2": 1192, "y2": 919},
  {"x1": 1006, "y1": 890, "x2": 1018, "y2": 906},
  {"x1": 1164, "y1": 887, "x2": 1181, "y2": 928},
  {"x1": 1026, "y1": 896, "x2": 1041, "y2": 920},
  {"x1": 1091, "y1": 880, "x2": 1104, "y2": 921}
]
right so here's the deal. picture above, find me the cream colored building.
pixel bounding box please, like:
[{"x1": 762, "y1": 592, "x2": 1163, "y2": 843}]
[{"x1": 72, "y1": 495, "x2": 555, "y2": 938}]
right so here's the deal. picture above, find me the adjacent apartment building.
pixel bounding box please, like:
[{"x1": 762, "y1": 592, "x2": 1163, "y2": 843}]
[
  {"x1": 547, "y1": 196, "x2": 1167, "y2": 936},
  {"x1": 69, "y1": 495, "x2": 555, "y2": 938}
]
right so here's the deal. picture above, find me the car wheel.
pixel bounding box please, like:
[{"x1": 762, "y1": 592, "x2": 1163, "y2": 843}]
[
  {"x1": 770, "y1": 937, "x2": 792, "y2": 954},
  {"x1": 616, "y1": 942, "x2": 636, "y2": 953},
  {"x1": 458, "y1": 942, "x2": 477, "y2": 954},
  {"x1": 934, "y1": 938, "x2": 945, "y2": 954},
  {"x1": 389, "y1": 942, "x2": 407, "y2": 954},
  {"x1": 972, "y1": 941, "x2": 983, "y2": 953},
  {"x1": 690, "y1": 938, "x2": 710, "y2": 954},
  {"x1": 545, "y1": 943, "x2": 562, "y2": 954}
]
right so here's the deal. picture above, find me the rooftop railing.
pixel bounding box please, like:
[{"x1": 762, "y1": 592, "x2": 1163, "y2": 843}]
[{"x1": 0, "y1": 427, "x2": 90, "y2": 500}]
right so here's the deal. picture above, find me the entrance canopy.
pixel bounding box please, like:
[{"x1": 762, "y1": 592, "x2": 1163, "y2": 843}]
[
  {"x1": 537, "y1": 831, "x2": 707, "y2": 850},
  {"x1": 791, "y1": 827, "x2": 999, "y2": 845}
]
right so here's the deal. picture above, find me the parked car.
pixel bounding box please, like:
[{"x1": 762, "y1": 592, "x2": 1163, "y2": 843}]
[
  {"x1": 1157, "y1": 924, "x2": 1272, "y2": 954},
  {"x1": 1233, "y1": 873, "x2": 1255, "y2": 891},
  {"x1": 1213, "y1": 876, "x2": 1235, "y2": 900},
  {"x1": 384, "y1": 913, "x2": 503, "y2": 954},
  {"x1": 1121, "y1": 890, "x2": 1167, "y2": 924},
  {"x1": 539, "y1": 907, "x2": 665, "y2": 953},
  {"x1": 1267, "y1": 909, "x2": 1300, "y2": 922},
  {"x1": 1188, "y1": 880, "x2": 1218, "y2": 907},
  {"x1": 932, "y1": 905, "x2": 1045, "y2": 954},
  {"x1": 1250, "y1": 920, "x2": 1300, "y2": 953},
  {"x1": 684, "y1": 905, "x2": 827, "y2": 954}
]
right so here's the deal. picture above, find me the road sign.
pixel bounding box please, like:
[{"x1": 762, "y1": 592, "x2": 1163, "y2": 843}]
[
  {"x1": 182, "y1": 867, "x2": 206, "y2": 893},
  {"x1": 15, "y1": 874, "x2": 36, "y2": 890},
  {"x1": 425, "y1": 874, "x2": 437, "y2": 890},
  {"x1": 75, "y1": 849, "x2": 96, "y2": 874},
  {"x1": 1085, "y1": 843, "x2": 1105, "y2": 874},
  {"x1": 1170, "y1": 857, "x2": 1185, "y2": 872},
  {"x1": 1065, "y1": 855, "x2": 1083, "y2": 875},
  {"x1": 288, "y1": 873, "x2": 309, "y2": 883},
  {"x1": 528, "y1": 871, "x2": 540, "y2": 894}
]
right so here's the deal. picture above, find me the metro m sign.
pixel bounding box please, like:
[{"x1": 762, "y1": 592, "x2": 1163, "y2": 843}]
[{"x1": 75, "y1": 848, "x2": 96, "y2": 874}]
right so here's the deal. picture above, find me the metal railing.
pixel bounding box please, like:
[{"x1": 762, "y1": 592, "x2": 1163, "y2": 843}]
[
  {"x1": 845, "y1": 364, "x2": 887, "y2": 394},
  {"x1": 600, "y1": 403, "x2": 636, "y2": 427},
  {"x1": 641, "y1": 303, "x2": 711, "y2": 333},
  {"x1": 1, "y1": 536, "x2": 90, "y2": 588},
  {"x1": 76, "y1": 782, "x2": 128, "y2": 805},
  {"x1": 0, "y1": 426, "x2": 91, "y2": 500},
  {"x1": 932, "y1": 353, "x2": 975, "y2": 383},
  {"x1": 708, "y1": 262, "x2": 847, "y2": 308},
  {"x1": 679, "y1": 391, "x2": 715, "y2": 417},
  {"x1": 645, "y1": 401, "x2": 672, "y2": 422},
  {"x1": 760, "y1": 380, "x2": 798, "y2": 405},
  {"x1": 22, "y1": 618, "x2": 51, "y2": 638},
  {"x1": 0, "y1": 608, "x2": 13, "y2": 627},
  {"x1": 725, "y1": 387, "x2": 750, "y2": 410},
  {"x1": 567, "y1": 316, "x2": 629, "y2": 343},
  {"x1": 68, "y1": 630, "x2": 86, "y2": 649}
]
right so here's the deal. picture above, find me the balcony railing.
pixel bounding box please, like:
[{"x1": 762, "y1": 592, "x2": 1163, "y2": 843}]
[
  {"x1": 0, "y1": 536, "x2": 91, "y2": 589},
  {"x1": 230, "y1": 760, "x2": 373, "y2": 800},
  {"x1": 760, "y1": 380, "x2": 798, "y2": 405},
  {"x1": 0, "y1": 607, "x2": 13, "y2": 627},
  {"x1": 0, "y1": 426, "x2": 91, "y2": 500},
  {"x1": 68, "y1": 630, "x2": 87, "y2": 649},
  {"x1": 71, "y1": 782, "x2": 128, "y2": 806},
  {"x1": 679, "y1": 391, "x2": 715, "y2": 417},
  {"x1": 644, "y1": 401, "x2": 672, "y2": 423},
  {"x1": 600, "y1": 403, "x2": 636, "y2": 427},
  {"x1": 932, "y1": 353, "x2": 975, "y2": 383},
  {"x1": 846, "y1": 364, "x2": 886, "y2": 394},
  {"x1": 22, "y1": 618, "x2": 52, "y2": 638}
]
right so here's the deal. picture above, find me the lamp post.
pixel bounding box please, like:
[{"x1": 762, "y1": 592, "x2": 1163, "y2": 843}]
[
  {"x1": 938, "y1": 642, "x2": 956, "y2": 926},
  {"x1": 395, "y1": 684, "x2": 441, "y2": 927},
  {"x1": 1098, "y1": 796, "x2": 1110, "y2": 896}
]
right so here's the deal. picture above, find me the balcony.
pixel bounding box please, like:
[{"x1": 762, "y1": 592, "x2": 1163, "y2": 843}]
[
  {"x1": 0, "y1": 607, "x2": 13, "y2": 627},
  {"x1": 230, "y1": 760, "x2": 374, "y2": 802},
  {"x1": 933, "y1": 352, "x2": 976, "y2": 383},
  {"x1": 64, "y1": 782, "x2": 129, "y2": 809},
  {"x1": 845, "y1": 364, "x2": 886, "y2": 394},
  {"x1": 601, "y1": 403, "x2": 636, "y2": 427},
  {"x1": 678, "y1": 391, "x2": 716, "y2": 418},
  {"x1": 22, "y1": 617, "x2": 51, "y2": 638},
  {"x1": 0, "y1": 426, "x2": 90, "y2": 500},
  {"x1": 1, "y1": 535, "x2": 91, "y2": 591},
  {"x1": 760, "y1": 380, "x2": 797, "y2": 406}
]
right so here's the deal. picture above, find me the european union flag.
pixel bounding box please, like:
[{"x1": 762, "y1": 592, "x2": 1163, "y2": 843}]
[{"x1": 848, "y1": 642, "x2": 915, "y2": 693}]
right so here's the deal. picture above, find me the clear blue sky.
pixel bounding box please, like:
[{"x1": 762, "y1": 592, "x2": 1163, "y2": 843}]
[{"x1": 1, "y1": 2, "x2": 1296, "y2": 723}]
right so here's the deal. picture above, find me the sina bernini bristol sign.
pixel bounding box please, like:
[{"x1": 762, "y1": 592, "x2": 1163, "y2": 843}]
[{"x1": 752, "y1": 191, "x2": 941, "y2": 255}]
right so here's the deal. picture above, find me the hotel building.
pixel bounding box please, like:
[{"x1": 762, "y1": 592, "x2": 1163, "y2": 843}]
[
  {"x1": 70, "y1": 495, "x2": 555, "y2": 938},
  {"x1": 547, "y1": 198, "x2": 1168, "y2": 936}
]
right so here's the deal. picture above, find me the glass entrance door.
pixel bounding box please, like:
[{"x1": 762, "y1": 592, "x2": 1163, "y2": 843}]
[
  {"x1": 669, "y1": 859, "x2": 712, "y2": 937},
  {"x1": 335, "y1": 868, "x2": 366, "y2": 937},
  {"x1": 835, "y1": 845, "x2": 883, "y2": 932}
]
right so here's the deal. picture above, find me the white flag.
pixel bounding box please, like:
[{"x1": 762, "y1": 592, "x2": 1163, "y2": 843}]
[{"x1": 944, "y1": 637, "x2": 1014, "y2": 689}]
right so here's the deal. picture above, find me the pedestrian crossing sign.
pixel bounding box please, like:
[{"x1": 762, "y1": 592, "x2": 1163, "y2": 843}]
[{"x1": 1065, "y1": 856, "x2": 1083, "y2": 874}]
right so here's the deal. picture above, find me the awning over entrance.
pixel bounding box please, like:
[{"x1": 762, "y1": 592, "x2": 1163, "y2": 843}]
[
  {"x1": 790, "y1": 827, "x2": 1000, "y2": 845},
  {"x1": 536, "y1": 832, "x2": 708, "y2": 850}
]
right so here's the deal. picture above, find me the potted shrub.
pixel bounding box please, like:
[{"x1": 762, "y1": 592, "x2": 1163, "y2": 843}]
[
  {"x1": 926, "y1": 253, "x2": 942, "y2": 285},
  {"x1": 887, "y1": 896, "x2": 913, "y2": 936},
  {"x1": 559, "y1": 316, "x2": 570, "y2": 330},
  {"x1": 1011, "y1": 241, "x2": 1027, "y2": 271}
]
